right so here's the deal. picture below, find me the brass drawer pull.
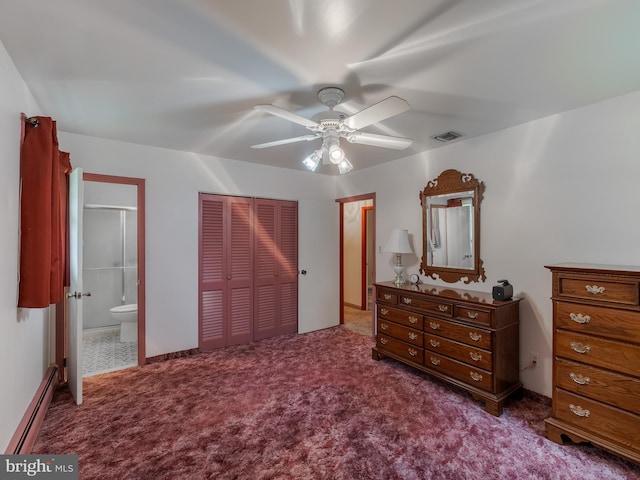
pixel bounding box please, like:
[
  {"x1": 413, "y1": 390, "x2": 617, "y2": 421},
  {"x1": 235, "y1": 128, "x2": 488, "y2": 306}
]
[
  {"x1": 569, "y1": 372, "x2": 591, "y2": 385},
  {"x1": 470, "y1": 371, "x2": 483, "y2": 382},
  {"x1": 379, "y1": 322, "x2": 389, "y2": 331},
  {"x1": 430, "y1": 357, "x2": 440, "y2": 366},
  {"x1": 408, "y1": 348, "x2": 418, "y2": 357},
  {"x1": 467, "y1": 311, "x2": 479, "y2": 319},
  {"x1": 408, "y1": 332, "x2": 418, "y2": 340},
  {"x1": 383, "y1": 293, "x2": 392, "y2": 300},
  {"x1": 469, "y1": 351, "x2": 483, "y2": 362},
  {"x1": 569, "y1": 313, "x2": 591, "y2": 324},
  {"x1": 403, "y1": 297, "x2": 413, "y2": 305},
  {"x1": 379, "y1": 337, "x2": 388, "y2": 345},
  {"x1": 585, "y1": 285, "x2": 605, "y2": 295},
  {"x1": 429, "y1": 321, "x2": 440, "y2": 330},
  {"x1": 569, "y1": 404, "x2": 590, "y2": 417},
  {"x1": 438, "y1": 304, "x2": 449, "y2": 312},
  {"x1": 380, "y1": 308, "x2": 389, "y2": 315},
  {"x1": 469, "y1": 332, "x2": 482, "y2": 342},
  {"x1": 570, "y1": 341, "x2": 591, "y2": 354},
  {"x1": 429, "y1": 339, "x2": 440, "y2": 348},
  {"x1": 408, "y1": 315, "x2": 419, "y2": 324}
]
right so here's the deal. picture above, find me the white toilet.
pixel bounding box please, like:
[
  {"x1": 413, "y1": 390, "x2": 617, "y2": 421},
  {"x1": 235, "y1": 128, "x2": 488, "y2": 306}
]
[{"x1": 110, "y1": 304, "x2": 138, "y2": 342}]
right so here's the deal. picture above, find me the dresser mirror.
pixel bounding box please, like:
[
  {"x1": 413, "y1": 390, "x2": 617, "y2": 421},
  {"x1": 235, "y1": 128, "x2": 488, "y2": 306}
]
[{"x1": 419, "y1": 169, "x2": 485, "y2": 284}]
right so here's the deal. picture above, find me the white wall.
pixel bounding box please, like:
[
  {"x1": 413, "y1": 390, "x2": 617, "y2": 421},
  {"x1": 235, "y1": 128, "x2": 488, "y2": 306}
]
[
  {"x1": 0, "y1": 42, "x2": 51, "y2": 450},
  {"x1": 57, "y1": 133, "x2": 339, "y2": 357},
  {"x1": 337, "y1": 90, "x2": 640, "y2": 397}
]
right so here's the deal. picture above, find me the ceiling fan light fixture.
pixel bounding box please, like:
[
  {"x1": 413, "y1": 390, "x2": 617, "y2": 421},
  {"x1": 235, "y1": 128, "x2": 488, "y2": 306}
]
[
  {"x1": 302, "y1": 150, "x2": 322, "y2": 171},
  {"x1": 337, "y1": 158, "x2": 353, "y2": 175},
  {"x1": 329, "y1": 144, "x2": 345, "y2": 163},
  {"x1": 252, "y1": 87, "x2": 412, "y2": 174}
]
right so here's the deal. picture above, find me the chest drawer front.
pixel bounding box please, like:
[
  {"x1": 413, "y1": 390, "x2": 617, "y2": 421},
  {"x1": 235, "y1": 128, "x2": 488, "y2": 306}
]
[
  {"x1": 399, "y1": 294, "x2": 453, "y2": 318},
  {"x1": 376, "y1": 288, "x2": 398, "y2": 305},
  {"x1": 555, "y1": 330, "x2": 640, "y2": 378},
  {"x1": 454, "y1": 305, "x2": 491, "y2": 327},
  {"x1": 377, "y1": 319, "x2": 423, "y2": 347},
  {"x1": 554, "y1": 301, "x2": 640, "y2": 344},
  {"x1": 555, "y1": 358, "x2": 640, "y2": 412},
  {"x1": 425, "y1": 334, "x2": 492, "y2": 371},
  {"x1": 425, "y1": 317, "x2": 492, "y2": 350},
  {"x1": 377, "y1": 304, "x2": 423, "y2": 329},
  {"x1": 553, "y1": 389, "x2": 640, "y2": 450},
  {"x1": 425, "y1": 352, "x2": 493, "y2": 392},
  {"x1": 557, "y1": 276, "x2": 639, "y2": 306},
  {"x1": 377, "y1": 334, "x2": 424, "y2": 364}
]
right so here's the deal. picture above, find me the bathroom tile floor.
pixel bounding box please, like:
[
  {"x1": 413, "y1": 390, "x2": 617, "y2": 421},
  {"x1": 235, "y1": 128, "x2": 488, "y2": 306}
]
[{"x1": 83, "y1": 327, "x2": 138, "y2": 377}]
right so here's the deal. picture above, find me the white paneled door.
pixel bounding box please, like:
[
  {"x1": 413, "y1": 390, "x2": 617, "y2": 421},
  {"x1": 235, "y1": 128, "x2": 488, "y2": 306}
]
[
  {"x1": 298, "y1": 200, "x2": 339, "y2": 333},
  {"x1": 67, "y1": 168, "x2": 84, "y2": 405}
]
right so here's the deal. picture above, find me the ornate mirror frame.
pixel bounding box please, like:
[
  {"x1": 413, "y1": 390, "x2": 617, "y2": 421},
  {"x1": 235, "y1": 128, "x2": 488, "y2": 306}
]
[{"x1": 419, "y1": 169, "x2": 486, "y2": 284}]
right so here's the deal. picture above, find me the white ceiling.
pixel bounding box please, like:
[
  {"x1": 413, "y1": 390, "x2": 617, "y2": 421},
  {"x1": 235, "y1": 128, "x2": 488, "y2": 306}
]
[{"x1": 1, "y1": 0, "x2": 639, "y2": 175}]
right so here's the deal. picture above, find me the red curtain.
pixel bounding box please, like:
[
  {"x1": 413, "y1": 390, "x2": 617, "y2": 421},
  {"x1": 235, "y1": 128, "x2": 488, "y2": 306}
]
[{"x1": 18, "y1": 116, "x2": 72, "y2": 308}]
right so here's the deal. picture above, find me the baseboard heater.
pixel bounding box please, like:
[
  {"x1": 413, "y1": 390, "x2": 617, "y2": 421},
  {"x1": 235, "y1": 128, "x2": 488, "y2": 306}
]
[{"x1": 5, "y1": 365, "x2": 59, "y2": 454}]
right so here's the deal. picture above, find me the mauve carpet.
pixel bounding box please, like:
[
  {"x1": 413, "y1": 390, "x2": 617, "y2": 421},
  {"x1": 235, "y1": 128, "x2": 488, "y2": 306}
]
[{"x1": 33, "y1": 327, "x2": 639, "y2": 479}]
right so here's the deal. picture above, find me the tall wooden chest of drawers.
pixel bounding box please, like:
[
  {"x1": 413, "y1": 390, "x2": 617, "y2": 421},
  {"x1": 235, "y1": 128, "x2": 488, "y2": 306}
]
[
  {"x1": 545, "y1": 263, "x2": 640, "y2": 465},
  {"x1": 372, "y1": 281, "x2": 521, "y2": 416}
]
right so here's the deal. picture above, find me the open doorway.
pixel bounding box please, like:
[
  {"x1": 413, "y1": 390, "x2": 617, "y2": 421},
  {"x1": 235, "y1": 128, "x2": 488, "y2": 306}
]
[
  {"x1": 336, "y1": 193, "x2": 375, "y2": 336},
  {"x1": 78, "y1": 173, "x2": 145, "y2": 377},
  {"x1": 56, "y1": 169, "x2": 146, "y2": 386}
]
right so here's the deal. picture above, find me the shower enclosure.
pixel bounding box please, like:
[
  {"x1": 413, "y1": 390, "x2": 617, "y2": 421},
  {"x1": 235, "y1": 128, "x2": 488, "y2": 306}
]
[{"x1": 83, "y1": 204, "x2": 138, "y2": 330}]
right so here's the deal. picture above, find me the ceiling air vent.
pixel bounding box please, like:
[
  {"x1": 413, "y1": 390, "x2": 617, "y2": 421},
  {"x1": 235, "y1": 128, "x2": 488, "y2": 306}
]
[{"x1": 431, "y1": 131, "x2": 463, "y2": 142}]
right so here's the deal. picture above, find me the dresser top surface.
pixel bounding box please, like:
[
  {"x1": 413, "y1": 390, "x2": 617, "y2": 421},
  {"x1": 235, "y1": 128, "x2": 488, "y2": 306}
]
[
  {"x1": 545, "y1": 263, "x2": 640, "y2": 276},
  {"x1": 375, "y1": 281, "x2": 521, "y2": 306}
]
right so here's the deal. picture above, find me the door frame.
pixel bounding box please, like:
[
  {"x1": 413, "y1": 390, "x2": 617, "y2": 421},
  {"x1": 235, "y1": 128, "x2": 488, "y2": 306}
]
[
  {"x1": 81, "y1": 173, "x2": 146, "y2": 366},
  {"x1": 56, "y1": 172, "x2": 146, "y2": 366},
  {"x1": 335, "y1": 193, "x2": 376, "y2": 325},
  {"x1": 361, "y1": 205, "x2": 374, "y2": 310}
]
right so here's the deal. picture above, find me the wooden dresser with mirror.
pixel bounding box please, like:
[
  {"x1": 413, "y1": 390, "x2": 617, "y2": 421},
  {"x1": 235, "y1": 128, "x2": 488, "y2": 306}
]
[
  {"x1": 373, "y1": 170, "x2": 521, "y2": 416},
  {"x1": 545, "y1": 263, "x2": 640, "y2": 464}
]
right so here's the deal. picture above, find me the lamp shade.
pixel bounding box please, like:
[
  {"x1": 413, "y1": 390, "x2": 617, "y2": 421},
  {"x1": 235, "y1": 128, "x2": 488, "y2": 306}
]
[{"x1": 383, "y1": 228, "x2": 413, "y2": 254}]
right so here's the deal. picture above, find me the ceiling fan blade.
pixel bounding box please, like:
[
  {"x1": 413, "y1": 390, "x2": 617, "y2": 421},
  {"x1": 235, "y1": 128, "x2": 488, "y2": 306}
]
[
  {"x1": 254, "y1": 104, "x2": 319, "y2": 128},
  {"x1": 343, "y1": 96, "x2": 410, "y2": 130},
  {"x1": 251, "y1": 134, "x2": 318, "y2": 149},
  {"x1": 346, "y1": 132, "x2": 412, "y2": 150}
]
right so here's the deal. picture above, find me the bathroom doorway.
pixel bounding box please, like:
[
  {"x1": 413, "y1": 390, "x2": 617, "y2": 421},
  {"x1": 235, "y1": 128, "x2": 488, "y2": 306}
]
[{"x1": 81, "y1": 173, "x2": 145, "y2": 376}]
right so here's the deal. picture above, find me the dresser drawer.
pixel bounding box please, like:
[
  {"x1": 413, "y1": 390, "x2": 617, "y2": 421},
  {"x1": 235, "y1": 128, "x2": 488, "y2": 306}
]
[
  {"x1": 377, "y1": 334, "x2": 423, "y2": 364},
  {"x1": 555, "y1": 330, "x2": 640, "y2": 378},
  {"x1": 398, "y1": 294, "x2": 453, "y2": 318},
  {"x1": 454, "y1": 305, "x2": 491, "y2": 327},
  {"x1": 425, "y1": 334, "x2": 492, "y2": 371},
  {"x1": 425, "y1": 317, "x2": 492, "y2": 350},
  {"x1": 377, "y1": 319, "x2": 423, "y2": 347},
  {"x1": 555, "y1": 358, "x2": 640, "y2": 412},
  {"x1": 425, "y1": 352, "x2": 493, "y2": 392},
  {"x1": 376, "y1": 288, "x2": 398, "y2": 305},
  {"x1": 553, "y1": 389, "x2": 640, "y2": 451},
  {"x1": 554, "y1": 301, "x2": 640, "y2": 343},
  {"x1": 557, "y1": 276, "x2": 639, "y2": 306},
  {"x1": 377, "y1": 304, "x2": 423, "y2": 329}
]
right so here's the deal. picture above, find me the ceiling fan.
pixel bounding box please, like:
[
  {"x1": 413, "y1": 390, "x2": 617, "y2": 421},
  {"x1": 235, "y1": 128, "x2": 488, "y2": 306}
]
[{"x1": 251, "y1": 87, "x2": 412, "y2": 174}]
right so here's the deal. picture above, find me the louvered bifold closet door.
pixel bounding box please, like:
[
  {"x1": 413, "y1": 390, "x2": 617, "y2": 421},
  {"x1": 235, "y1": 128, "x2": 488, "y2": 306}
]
[
  {"x1": 277, "y1": 201, "x2": 298, "y2": 336},
  {"x1": 199, "y1": 194, "x2": 253, "y2": 350},
  {"x1": 199, "y1": 194, "x2": 226, "y2": 350},
  {"x1": 226, "y1": 197, "x2": 253, "y2": 346},
  {"x1": 254, "y1": 199, "x2": 298, "y2": 340}
]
